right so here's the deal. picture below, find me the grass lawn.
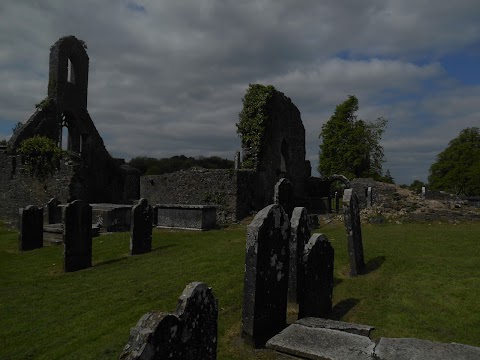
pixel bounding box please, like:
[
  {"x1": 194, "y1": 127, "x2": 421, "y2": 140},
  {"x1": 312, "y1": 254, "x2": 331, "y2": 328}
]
[{"x1": 0, "y1": 219, "x2": 479, "y2": 359}]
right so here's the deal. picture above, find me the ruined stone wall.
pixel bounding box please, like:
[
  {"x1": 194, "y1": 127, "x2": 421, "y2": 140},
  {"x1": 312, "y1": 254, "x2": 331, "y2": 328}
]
[
  {"x1": 0, "y1": 152, "x2": 74, "y2": 226},
  {"x1": 140, "y1": 168, "x2": 256, "y2": 224},
  {"x1": 254, "y1": 90, "x2": 308, "y2": 208},
  {"x1": 3, "y1": 36, "x2": 140, "y2": 215}
]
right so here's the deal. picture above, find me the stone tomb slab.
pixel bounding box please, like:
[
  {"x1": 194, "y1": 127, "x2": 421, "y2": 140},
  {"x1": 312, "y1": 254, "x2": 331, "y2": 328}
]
[
  {"x1": 90, "y1": 203, "x2": 132, "y2": 232},
  {"x1": 374, "y1": 337, "x2": 480, "y2": 360},
  {"x1": 266, "y1": 323, "x2": 375, "y2": 360},
  {"x1": 156, "y1": 204, "x2": 216, "y2": 230},
  {"x1": 296, "y1": 317, "x2": 374, "y2": 337}
]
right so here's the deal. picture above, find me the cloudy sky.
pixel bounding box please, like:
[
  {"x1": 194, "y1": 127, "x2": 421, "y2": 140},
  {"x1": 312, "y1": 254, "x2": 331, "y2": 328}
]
[{"x1": 1, "y1": 1, "x2": 479, "y2": 184}]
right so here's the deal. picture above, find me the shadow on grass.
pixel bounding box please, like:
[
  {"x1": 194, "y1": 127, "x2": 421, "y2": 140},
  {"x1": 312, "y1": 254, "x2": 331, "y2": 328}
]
[
  {"x1": 151, "y1": 244, "x2": 177, "y2": 252},
  {"x1": 333, "y1": 277, "x2": 343, "y2": 287},
  {"x1": 363, "y1": 256, "x2": 386, "y2": 275},
  {"x1": 329, "y1": 298, "x2": 360, "y2": 320},
  {"x1": 95, "y1": 256, "x2": 129, "y2": 267}
]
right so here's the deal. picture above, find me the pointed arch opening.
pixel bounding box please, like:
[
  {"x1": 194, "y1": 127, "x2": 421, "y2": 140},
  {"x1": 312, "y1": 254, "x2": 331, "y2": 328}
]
[{"x1": 59, "y1": 113, "x2": 71, "y2": 151}]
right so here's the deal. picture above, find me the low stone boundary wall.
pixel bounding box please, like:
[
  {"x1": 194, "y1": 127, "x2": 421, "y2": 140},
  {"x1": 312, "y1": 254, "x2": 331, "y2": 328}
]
[{"x1": 156, "y1": 204, "x2": 217, "y2": 230}]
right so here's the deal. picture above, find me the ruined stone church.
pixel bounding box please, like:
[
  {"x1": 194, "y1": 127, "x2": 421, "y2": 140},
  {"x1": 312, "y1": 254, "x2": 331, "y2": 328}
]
[{"x1": 0, "y1": 36, "x2": 139, "y2": 224}]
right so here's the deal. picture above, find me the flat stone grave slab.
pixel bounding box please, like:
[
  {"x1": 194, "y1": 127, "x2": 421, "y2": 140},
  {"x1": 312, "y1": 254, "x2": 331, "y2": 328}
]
[
  {"x1": 43, "y1": 223, "x2": 100, "y2": 245},
  {"x1": 375, "y1": 337, "x2": 480, "y2": 360},
  {"x1": 296, "y1": 317, "x2": 374, "y2": 337},
  {"x1": 43, "y1": 223, "x2": 63, "y2": 245},
  {"x1": 156, "y1": 204, "x2": 216, "y2": 230},
  {"x1": 266, "y1": 323, "x2": 375, "y2": 360}
]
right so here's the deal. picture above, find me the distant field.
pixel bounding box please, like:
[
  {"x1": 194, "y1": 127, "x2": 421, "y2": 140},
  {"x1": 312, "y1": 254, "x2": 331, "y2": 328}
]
[{"x1": 0, "y1": 219, "x2": 479, "y2": 359}]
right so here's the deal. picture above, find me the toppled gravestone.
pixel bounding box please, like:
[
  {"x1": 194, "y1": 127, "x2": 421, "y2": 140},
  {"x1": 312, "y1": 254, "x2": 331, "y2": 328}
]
[
  {"x1": 274, "y1": 178, "x2": 294, "y2": 219},
  {"x1": 298, "y1": 233, "x2": 334, "y2": 319},
  {"x1": 119, "y1": 282, "x2": 218, "y2": 360},
  {"x1": 18, "y1": 205, "x2": 43, "y2": 251},
  {"x1": 242, "y1": 204, "x2": 290, "y2": 348},
  {"x1": 343, "y1": 189, "x2": 365, "y2": 276},
  {"x1": 63, "y1": 200, "x2": 92, "y2": 272},
  {"x1": 288, "y1": 207, "x2": 310, "y2": 303},
  {"x1": 130, "y1": 198, "x2": 153, "y2": 255}
]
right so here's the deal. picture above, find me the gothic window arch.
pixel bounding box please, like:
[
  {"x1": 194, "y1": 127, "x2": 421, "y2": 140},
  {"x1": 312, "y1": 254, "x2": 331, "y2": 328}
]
[{"x1": 59, "y1": 113, "x2": 71, "y2": 151}]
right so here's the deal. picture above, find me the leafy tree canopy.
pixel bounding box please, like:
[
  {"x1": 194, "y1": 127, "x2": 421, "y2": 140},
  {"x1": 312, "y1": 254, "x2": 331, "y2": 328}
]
[
  {"x1": 318, "y1": 95, "x2": 387, "y2": 180},
  {"x1": 128, "y1": 155, "x2": 234, "y2": 175},
  {"x1": 18, "y1": 135, "x2": 64, "y2": 182},
  {"x1": 428, "y1": 127, "x2": 480, "y2": 196}
]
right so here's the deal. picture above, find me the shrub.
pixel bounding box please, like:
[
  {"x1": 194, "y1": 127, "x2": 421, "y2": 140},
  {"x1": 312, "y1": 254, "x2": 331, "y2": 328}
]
[{"x1": 18, "y1": 136, "x2": 64, "y2": 181}]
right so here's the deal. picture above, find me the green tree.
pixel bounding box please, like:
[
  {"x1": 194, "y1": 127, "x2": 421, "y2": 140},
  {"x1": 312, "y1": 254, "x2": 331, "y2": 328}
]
[
  {"x1": 318, "y1": 95, "x2": 387, "y2": 179},
  {"x1": 408, "y1": 180, "x2": 425, "y2": 193},
  {"x1": 18, "y1": 136, "x2": 64, "y2": 181},
  {"x1": 428, "y1": 127, "x2": 480, "y2": 196},
  {"x1": 378, "y1": 169, "x2": 395, "y2": 184},
  {"x1": 0, "y1": 139, "x2": 6, "y2": 146}
]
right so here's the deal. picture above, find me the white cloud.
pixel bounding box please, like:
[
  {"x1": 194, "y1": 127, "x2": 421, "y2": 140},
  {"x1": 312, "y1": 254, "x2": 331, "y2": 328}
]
[{"x1": 1, "y1": 0, "x2": 480, "y2": 185}]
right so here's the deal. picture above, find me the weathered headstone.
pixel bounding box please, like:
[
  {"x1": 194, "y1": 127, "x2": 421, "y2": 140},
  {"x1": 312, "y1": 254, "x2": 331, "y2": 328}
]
[
  {"x1": 18, "y1": 205, "x2": 43, "y2": 251},
  {"x1": 298, "y1": 233, "x2": 334, "y2": 319},
  {"x1": 242, "y1": 204, "x2": 290, "y2": 348},
  {"x1": 63, "y1": 200, "x2": 92, "y2": 272},
  {"x1": 47, "y1": 197, "x2": 62, "y2": 224},
  {"x1": 119, "y1": 282, "x2": 218, "y2": 360},
  {"x1": 274, "y1": 177, "x2": 294, "y2": 218},
  {"x1": 343, "y1": 189, "x2": 365, "y2": 276},
  {"x1": 366, "y1": 187, "x2": 373, "y2": 208},
  {"x1": 288, "y1": 207, "x2": 310, "y2": 303},
  {"x1": 130, "y1": 198, "x2": 153, "y2": 255}
]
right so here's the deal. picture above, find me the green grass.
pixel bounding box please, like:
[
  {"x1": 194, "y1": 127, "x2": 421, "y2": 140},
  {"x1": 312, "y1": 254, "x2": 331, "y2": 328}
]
[{"x1": 0, "y1": 220, "x2": 479, "y2": 359}]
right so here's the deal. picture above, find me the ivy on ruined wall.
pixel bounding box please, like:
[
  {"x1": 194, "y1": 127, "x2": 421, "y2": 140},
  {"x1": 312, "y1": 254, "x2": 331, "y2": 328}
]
[
  {"x1": 236, "y1": 84, "x2": 275, "y2": 169},
  {"x1": 18, "y1": 135, "x2": 64, "y2": 182}
]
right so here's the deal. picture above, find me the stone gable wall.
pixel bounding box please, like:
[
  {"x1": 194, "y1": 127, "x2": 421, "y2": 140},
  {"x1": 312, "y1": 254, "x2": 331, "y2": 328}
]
[{"x1": 254, "y1": 90, "x2": 308, "y2": 208}]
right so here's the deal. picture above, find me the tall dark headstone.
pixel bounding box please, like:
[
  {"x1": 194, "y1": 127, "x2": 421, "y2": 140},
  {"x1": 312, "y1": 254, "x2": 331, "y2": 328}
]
[
  {"x1": 342, "y1": 189, "x2": 365, "y2": 276},
  {"x1": 242, "y1": 204, "x2": 290, "y2": 348},
  {"x1": 130, "y1": 198, "x2": 153, "y2": 255},
  {"x1": 47, "y1": 197, "x2": 62, "y2": 224},
  {"x1": 288, "y1": 207, "x2": 310, "y2": 303},
  {"x1": 298, "y1": 233, "x2": 334, "y2": 319},
  {"x1": 18, "y1": 205, "x2": 43, "y2": 251},
  {"x1": 119, "y1": 282, "x2": 218, "y2": 360},
  {"x1": 274, "y1": 178, "x2": 294, "y2": 218},
  {"x1": 63, "y1": 200, "x2": 92, "y2": 272}
]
